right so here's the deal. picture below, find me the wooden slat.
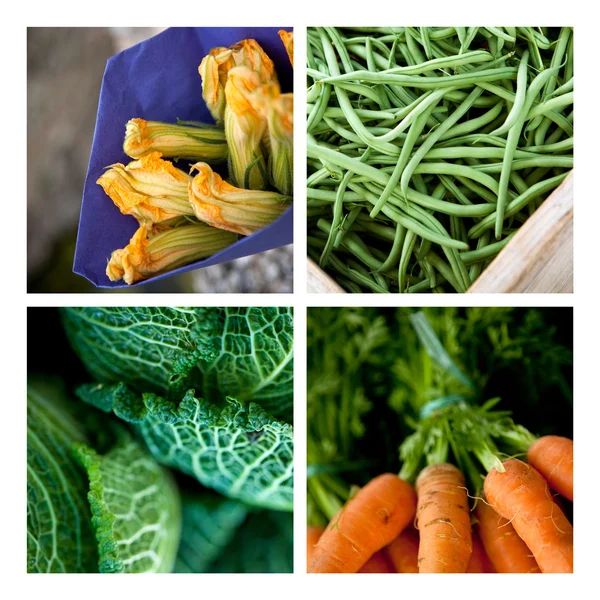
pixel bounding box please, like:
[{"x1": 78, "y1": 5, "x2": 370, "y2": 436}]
[
  {"x1": 307, "y1": 258, "x2": 346, "y2": 293},
  {"x1": 467, "y1": 170, "x2": 573, "y2": 294}
]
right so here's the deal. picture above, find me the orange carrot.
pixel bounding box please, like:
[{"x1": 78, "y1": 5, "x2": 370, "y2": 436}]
[
  {"x1": 358, "y1": 550, "x2": 395, "y2": 573},
  {"x1": 384, "y1": 527, "x2": 419, "y2": 573},
  {"x1": 475, "y1": 499, "x2": 540, "y2": 573},
  {"x1": 466, "y1": 532, "x2": 496, "y2": 573},
  {"x1": 527, "y1": 435, "x2": 573, "y2": 501},
  {"x1": 308, "y1": 473, "x2": 417, "y2": 573},
  {"x1": 307, "y1": 525, "x2": 325, "y2": 567},
  {"x1": 415, "y1": 463, "x2": 472, "y2": 573},
  {"x1": 484, "y1": 459, "x2": 573, "y2": 573}
]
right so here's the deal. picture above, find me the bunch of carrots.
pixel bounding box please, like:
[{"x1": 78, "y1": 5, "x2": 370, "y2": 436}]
[{"x1": 307, "y1": 435, "x2": 573, "y2": 574}]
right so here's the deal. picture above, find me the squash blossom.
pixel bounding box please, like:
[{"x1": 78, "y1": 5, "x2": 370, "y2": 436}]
[
  {"x1": 224, "y1": 66, "x2": 272, "y2": 190},
  {"x1": 106, "y1": 222, "x2": 237, "y2": 284},
  {"x1": 198, "y1": 47, "x2": 235, "y2": 125},
  {"x1": 253, "y1": 86, "x2": 293, "y2": 197},
  {"x1": 188, "y1": 162, "x2": 291, "y2": 236},
  {"x1": 278, "y1": 30, "x2": 294, "y2": 67},
  {"x1": 122, "y1": 118, "x2": 228, "y2": 162},
  {"x1": 199, "y1": 39, "x2": 276, "y2": 125},
  {"x1": 97, "y1": 152, "x2": 195, "y2": 228}
]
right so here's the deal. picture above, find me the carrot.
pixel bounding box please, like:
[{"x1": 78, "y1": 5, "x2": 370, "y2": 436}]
[
  {"x1": 384, "y1": 527, "x2": 419, "y2": 573},
  {"x1": 358, "y1": 550, "x2": 395, "y2": 573},
  {"x1": 307, "y1": 525, "x2": 325, "y2": 567},
  {"x1": 308, "y1": 473, "x2": 417, "y2": 573},
  {"x1": 484, "y1": 459, "x2": 573, "y2": 573},
  {"x1": 466, "y1": 532, "x2": 496, "y2": 573},
  {"x1": 415, "y1": 463, "x2": 472, "y2": 573},
  {"x1": 527, "y1": 435, "x2": 573, "y2": 501},
  {"x1": 475, "y1": 499, "x2": 540, "y2": 573}
]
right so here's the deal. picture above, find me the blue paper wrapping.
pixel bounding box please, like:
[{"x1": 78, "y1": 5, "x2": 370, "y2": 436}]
[{"x1": 74, "y1": 27, "x2": 293, "y2": 288}]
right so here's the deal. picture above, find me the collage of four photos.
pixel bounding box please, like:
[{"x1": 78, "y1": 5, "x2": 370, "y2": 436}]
[{"x1": 26, "y1": 25, "x2": 574, "y2": 576}]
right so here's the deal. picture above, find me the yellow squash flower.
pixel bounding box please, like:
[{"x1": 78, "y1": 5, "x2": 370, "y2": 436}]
[
  {"x1": 106, "y1": 222, "x2": 237, "y2": 284},
  {"x1": 278, "y1": 30, "x2": 294, "y2": 67},
  {"x1": 123, "y1": 118, "x2": 228, "y2": 162},
  {"x1": 97, "y1": 152, "x2": 194, "y2": 228},
  {"x1": 198, "y1": 47, "x2": 236, "y2": 125},
  {"x1": 224, "y1": 66, "x2": 273, "y2": 190},
  {"x1": 198, "y1": 39, "x2": 277, "y2": 125},
  {"x1": 252, "y1": 86, "x2": 293, "y2": 196},
  {"x1": 188, "y1": 162, "x2": 291, "y2": 236}
]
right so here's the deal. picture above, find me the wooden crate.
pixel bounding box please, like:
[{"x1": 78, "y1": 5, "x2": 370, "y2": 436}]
[{"x1": 307, "y1": 171, "x2": 573, "y2": 294}]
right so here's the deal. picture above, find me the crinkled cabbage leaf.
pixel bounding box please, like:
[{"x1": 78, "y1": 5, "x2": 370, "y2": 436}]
[
  {"x1": 60, "y1": 307, "x2": 203, "y2": 398},
  {"x1": 61, "y1": 306, "x2": 293, "y2": 421},
  {"x1": 75, "y1": 430, "x2": 181, "y2": 573},
  {"x1": 27, "y1": 378, "x2": 182, "y2": 573},
  {"x1": 77, "y1": 383, "x2": 293, "y2": 511},
  {"x1": 194, "y1": 307, "x2": 293, "y2": 421}
]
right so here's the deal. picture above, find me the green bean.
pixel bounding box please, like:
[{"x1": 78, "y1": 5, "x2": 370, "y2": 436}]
[
  {"x1": 321, "y1": 67, "x2": 519, "y2": 89},
  {"x1": 495, "y1": 65, "x2": 561, "y2": 238},
  {"x1": 525, "y1": 138, "x2": 573, "y2": 153},
  {"x1": 371, "y1": 181, "x2": 470, "y2": 290},
  {"x1": 348, "y1": 181, "x2": 468, "y2": 250},
  {"x1": 398, "y1": 230, "x2": 418, "y2": 292},
  {"x1": 308, "y1": 105, "x2": 398, "y2": 121},
  {"x1": 470, "y1": 156, "x2": 573, "y2": 173},
  {"x1": 400, "y1": 87, "x2": 484, "y2": 196},
  {"x1": 527, "y1": 92, "x2": 574, "y2": 121},
  {"x1": 423, "y1": 146, "x2": 556, "y2": 161},
  {"x1": 320, "y1": 170, "x2": 354, "y2": 267},
  {"x1": 476, "y1": 81, "x2": 515, "y2": 103},
  {"x1": 468, "y1": 230, "x2": 492, "y2": 281},
  {"x1": 455, "y1": 175, "x2": 498, "y2": 204},
  {"x1": 426, "y1": 251, "x2": 462, "y2": 292},
  {"x1": 376, "y1": 221, "x2": 407, "y2": 272},
  {"x1": 307, "y1": 27, "x2": 573, "y2": 293},
  {"x1": 307, "y1": 83, "x2": 332, "y2": 133},
  {"x1": 317, "y1": 218, "x2": 382, "y2": 271},
  {"x1": 485, "y1": 27, "x2": 516, "y2": 44},
  {"x1": 490, "y1": 50, "x2": 529, "y2": 136},
  {"x1": 310, "y1": 141, "x2": 496, "y2": 218},
  {"x1": 439, "y1": 100, "x2": 505, "y2": 140},
  {"x1": 335, "y1": 206, "x2": 364, "y2": 248},
  {"x1": 412, "y1": 162, "x2": 501, "y2": 195},
  {"x1": 541, "y1": 110, "x2": 574, "y2": 137},
  {"x1": 469, "y1": 172, "x2": 568, "y2": 238},
  {"x1": 307, "y1": 188, "x2": 362, "y2": 203},
  {"x1": 375, "y1": 50, "x2": 493, "y2": 75},
  {"x1": 460, "y1": 232, "x2": 516, "y2": 264},
  {"x1": 370, "y1": 93, "x2": 440, "y2": 216}
]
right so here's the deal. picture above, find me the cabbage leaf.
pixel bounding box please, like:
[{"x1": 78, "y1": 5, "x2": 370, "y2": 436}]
[
  {"x1": 27, "y1": 378, "x2": 182, "y2": 573},
  {"x1": 60, "y1": 307, "x2": 203, "y2": 397},
  {"x1": 77, "y1": 384, "x2": 294, "y2": 511},
  {"x1": 174, "y1": 495, "x2": 293, "y2": 573},
  {"x1": 75, "y1": 431, "x2": 181, "y2": 573},
  {"x1": 61, "y1": 306, "x2": 294, "y2": 420},
  {"x1": 174, "y1": 494, "x2": 248, "y2": 573},
  {"x1": 194, "y1": 307, "x2": 294, "y2": 421},
  {"x1": 27, "y1": 378, "x2": 97, "y2": 573}
]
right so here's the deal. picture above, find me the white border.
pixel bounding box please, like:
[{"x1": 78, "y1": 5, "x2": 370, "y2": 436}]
[{"x1": 6, "y1": 2, "x2": 599, "y2": 598}]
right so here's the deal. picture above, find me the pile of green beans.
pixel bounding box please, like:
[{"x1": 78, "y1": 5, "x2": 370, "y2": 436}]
[{"x1": 307, "y1": 27, "x2": 573, "y2": 293}]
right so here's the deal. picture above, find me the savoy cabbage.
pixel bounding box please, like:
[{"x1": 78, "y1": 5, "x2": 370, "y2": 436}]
[
  {"x1": 27, "y1": 378, "x2": 180, "y2": 573},
  {"x1": 27, "y1": 306, "x2": 294, "y2": 573}
]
